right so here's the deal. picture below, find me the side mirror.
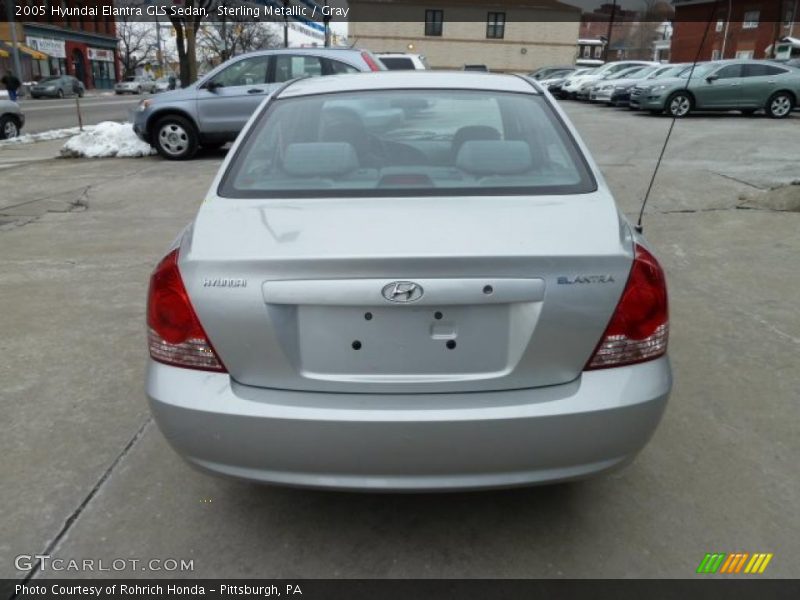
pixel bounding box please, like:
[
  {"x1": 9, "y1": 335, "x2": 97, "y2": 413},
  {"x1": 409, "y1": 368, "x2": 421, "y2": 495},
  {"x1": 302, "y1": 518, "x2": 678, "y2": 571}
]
[
  {"x1": 706, "y1": 74, "x2": 718, "y2": 82},
  {"x1": 203, "y1": 81, "x2": 221, "y2": 92}
]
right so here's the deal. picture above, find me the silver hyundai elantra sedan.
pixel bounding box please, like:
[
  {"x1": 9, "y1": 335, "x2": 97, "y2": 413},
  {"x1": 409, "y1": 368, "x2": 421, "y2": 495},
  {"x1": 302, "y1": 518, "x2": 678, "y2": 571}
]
[{"x1": 146, "y1": 71, "x2": 671, "y2": 491}]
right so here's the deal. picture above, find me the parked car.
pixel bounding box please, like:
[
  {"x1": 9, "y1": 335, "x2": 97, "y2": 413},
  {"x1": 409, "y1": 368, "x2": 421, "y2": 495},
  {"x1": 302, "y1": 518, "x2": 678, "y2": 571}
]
[
  {"x1": 591, "y1": 64, "x2": 687, "y2": 105},
  {"x1": 145, "y1": 71, "x2": 672, "y2": 491},
  {"x1": 587, "y1": 65, "x2": 650, "y2": 102},
  {"x1": 561, "y1": 61, "x2": 657, "y2": 100},
  {"x1": 0, "y1": 99, "x2": 24, "y2": 139},
  {"x1": 534, "y1": 69, "x2": 576, "y2": 90},
  {"x1": 133, "y1": 47, "x2": 384, "y2": 160},
  {"x1": 548, "y1": 68, "x2": 596, "y2": 98},
  {"x1": 115, "y1": 75, "x2": 156, "y2": 95},
  {"x1": 376, "y1": 52, "x2": 428, "y2": 70},
  {"x1": 629, "y1": 60, "x2": 800, "y2": 118},
  {"x1": 528, "y1": 65, "x2": 575, "y2": 80},
  {"x1": 463, "y1": 64, "x2": 489, "y2": 71},
  {"x1": 29, "y1": 75, "x2": 84, "y2": 99},
  {"x1": 611, "y1": 64, "x2": 691, "y2": 107},
  {"x1": 154, "y1": 76, "x2": 181, "y2": 93}
]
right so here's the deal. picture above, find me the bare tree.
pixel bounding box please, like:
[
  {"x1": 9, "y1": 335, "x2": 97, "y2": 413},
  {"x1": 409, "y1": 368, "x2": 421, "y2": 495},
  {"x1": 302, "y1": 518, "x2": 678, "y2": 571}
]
[
  {"x1": 168, "y1": 0, "x2": 210, "y2": 86},
  {"x1": 197, "y1": 19, "x2": 281, "y2": 66},
  {"x1": 117, "y1": 17, "x2": 157, "y2": 77}
]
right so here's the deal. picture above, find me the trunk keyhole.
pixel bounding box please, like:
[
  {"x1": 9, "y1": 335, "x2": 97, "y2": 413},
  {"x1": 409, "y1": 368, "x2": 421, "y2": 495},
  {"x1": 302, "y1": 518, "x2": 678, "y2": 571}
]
[
  {"x1": 434, "y1": 311, "x2": 443, "y2": 320},
  {"x1": 364, "y1": 312, "x2": 373, "y2": 321},
  {"x1": 352, "y1": 340, "x2": 362, "y2": 350},
  {"x1": 446, "y1": 340, "x2": 456, "y2": 350},
  {"x1": 483, "y1": 285, "x2": 494, "y2": 295}
]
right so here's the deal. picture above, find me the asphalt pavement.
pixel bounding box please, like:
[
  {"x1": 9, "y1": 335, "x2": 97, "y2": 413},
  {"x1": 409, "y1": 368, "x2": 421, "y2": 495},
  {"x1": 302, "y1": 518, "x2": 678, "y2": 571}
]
[
  {"x1": 1, "y1": 103, "x2": 799, "y2": 580},
  {"x1": 15, "y1": 93, "x2": 143, "y2": 135}
]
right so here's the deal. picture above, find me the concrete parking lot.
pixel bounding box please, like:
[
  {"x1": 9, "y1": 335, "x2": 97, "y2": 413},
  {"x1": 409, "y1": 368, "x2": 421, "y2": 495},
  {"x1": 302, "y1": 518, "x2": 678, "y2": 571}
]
[{"x1": 1, "y1": 104, "x2": 798, "y2": 580}]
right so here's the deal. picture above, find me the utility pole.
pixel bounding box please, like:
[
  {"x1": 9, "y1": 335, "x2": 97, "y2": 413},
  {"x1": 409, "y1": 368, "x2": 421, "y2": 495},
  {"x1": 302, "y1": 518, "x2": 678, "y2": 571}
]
[
  {"x1": 283, "y1": 0, "x2": 289, "y2": 48},
  {"x1": 5, "y1": 0, "x2": 24, "y2": 85},
  {"x1": 721, "y1": 0, "x2": 731, "y2": 59},
  {"x1": 323, "y1": 0, "x2": 331, "y2": 47},
  {"x1": 155, "y1": 16, "x2": 163, "y2": 77},
  {"x1": 603, "y1": 0, "x2": 618, "y2": 63}
]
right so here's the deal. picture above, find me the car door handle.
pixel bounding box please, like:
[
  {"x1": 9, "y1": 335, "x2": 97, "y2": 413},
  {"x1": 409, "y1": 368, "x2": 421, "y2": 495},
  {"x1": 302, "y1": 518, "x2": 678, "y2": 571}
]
[{"x1": 247, "y1": 88, "x2": 265, "y2": 94}]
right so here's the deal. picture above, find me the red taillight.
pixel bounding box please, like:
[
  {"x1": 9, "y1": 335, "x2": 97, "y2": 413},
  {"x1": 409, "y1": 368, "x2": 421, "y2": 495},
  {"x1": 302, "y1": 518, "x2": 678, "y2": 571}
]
[
  {"x1": 147, "y1": 249, "x2": 226, "y2": 372},
  {"x1": 361, "y1": 51, "x2": 382, "y2": 72},
  {"x1": 585, "y1": 244, "x2": 669, "y2": 370}
]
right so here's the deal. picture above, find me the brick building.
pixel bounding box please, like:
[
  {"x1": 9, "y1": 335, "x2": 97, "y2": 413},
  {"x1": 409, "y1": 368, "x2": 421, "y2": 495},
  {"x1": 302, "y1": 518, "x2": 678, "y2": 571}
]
[
  {"x1": 348, "y1": 0, "x2": 581, "y2": 72},
  {"x1": 578, "y1": 2, "x2": 674, "y2": 62},
  {"x1": 0, "y1": 0, "x2": 119, "y2": 89},
  {"x1": 671, "y1": 0, "x2": 799, "y2": 62}
]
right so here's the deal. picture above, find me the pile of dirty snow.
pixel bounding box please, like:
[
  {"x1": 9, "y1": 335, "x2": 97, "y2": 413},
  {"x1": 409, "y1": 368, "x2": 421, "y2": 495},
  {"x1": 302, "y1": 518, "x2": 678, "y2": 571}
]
[
  {"x1": 0, "y1": 126, "x2": 88, "y2": 146},
  {"x1": 60, "y1": 121, "x2": 155, "y2": 158}
]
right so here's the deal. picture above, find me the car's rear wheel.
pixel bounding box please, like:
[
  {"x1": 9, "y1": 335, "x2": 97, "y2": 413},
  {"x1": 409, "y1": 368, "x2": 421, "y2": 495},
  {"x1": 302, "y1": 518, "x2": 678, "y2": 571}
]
[
  {"x1": 766, "y1": 92, "x2": 794, "y2": 119},
  {"x1": 0, "y1": 115, "x2": 20, "y2": 140},
  {"x1": 154, "y1": 115, "x2": 198, "y2": 160},
  {"x1": 666, "y1": 92, "x2": 692, "y2": 117}
]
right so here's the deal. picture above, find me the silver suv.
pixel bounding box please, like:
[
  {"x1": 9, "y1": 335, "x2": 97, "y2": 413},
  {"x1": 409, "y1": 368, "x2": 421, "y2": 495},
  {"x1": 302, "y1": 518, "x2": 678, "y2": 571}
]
[{"x1": 132, "y1": 48, "x2": 384, "y2": 160}]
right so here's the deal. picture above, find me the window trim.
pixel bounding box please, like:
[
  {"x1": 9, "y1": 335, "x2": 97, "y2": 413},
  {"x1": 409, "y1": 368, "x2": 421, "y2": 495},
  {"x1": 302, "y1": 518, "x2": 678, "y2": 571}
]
[
  {"x1": 486, "y1": 12, "x2": 506, "y2": 39},
  {"x1": 425, "y1": 9, "x2": 443, "y2": 37}
]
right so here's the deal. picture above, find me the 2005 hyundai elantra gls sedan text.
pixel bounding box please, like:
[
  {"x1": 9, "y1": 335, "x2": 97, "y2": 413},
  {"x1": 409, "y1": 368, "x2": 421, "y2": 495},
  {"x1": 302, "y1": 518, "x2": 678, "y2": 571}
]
[{"x1": 146, "y1": 72, "x2": 672, "y2": 491}]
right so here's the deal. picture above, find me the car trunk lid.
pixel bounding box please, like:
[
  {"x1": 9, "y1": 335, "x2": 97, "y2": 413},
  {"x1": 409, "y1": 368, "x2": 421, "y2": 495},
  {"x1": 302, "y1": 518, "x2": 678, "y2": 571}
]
[{"x1": 180, "y1": 193, "x2": 633, "y2": 393}]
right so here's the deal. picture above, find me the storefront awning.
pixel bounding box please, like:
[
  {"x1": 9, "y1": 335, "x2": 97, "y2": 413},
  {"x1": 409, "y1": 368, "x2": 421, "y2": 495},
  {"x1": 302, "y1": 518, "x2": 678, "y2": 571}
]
[{"x1": 0, "y1": 41, "x2": 48, "y2": 60}]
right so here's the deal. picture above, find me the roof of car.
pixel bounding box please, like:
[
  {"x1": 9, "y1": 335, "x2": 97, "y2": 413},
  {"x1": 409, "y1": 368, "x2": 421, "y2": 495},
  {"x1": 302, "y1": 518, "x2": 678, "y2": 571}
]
[{"x1": 277, "y1": 71, "x2": 539, "y2": 98}]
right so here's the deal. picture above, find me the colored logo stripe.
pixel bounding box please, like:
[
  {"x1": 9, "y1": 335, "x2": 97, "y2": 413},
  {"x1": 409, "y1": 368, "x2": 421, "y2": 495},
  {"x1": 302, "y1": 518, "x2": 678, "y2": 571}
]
[
  {"x1": 744, "y1": 553, "x2": 773, "y2": 574},
  {"x1": 697, "y1": 553, "x2": 726, "y2": 574},
  {"x1": 697, "y1": 552, "x2": 773, "y2": 574}
]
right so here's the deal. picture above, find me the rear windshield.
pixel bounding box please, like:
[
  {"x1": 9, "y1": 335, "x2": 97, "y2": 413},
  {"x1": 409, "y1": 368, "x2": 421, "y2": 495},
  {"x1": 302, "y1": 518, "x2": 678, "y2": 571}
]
[
  {"x1": 380, "y1": 57, "x2": 416, "y2": 70},
  {"x1": 220, "y1": 90, "x2": 596, "y2": 198}
]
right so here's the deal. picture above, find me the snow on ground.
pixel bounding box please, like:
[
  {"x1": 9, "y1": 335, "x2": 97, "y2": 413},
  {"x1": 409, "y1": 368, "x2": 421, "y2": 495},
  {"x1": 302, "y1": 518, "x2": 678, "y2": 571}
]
[
  {"x1": 0, "y1": 126, "x2": 90, "y2": 146},
  {"x1": 60, "y1": 121, "x2": 155, "y2": 158}
]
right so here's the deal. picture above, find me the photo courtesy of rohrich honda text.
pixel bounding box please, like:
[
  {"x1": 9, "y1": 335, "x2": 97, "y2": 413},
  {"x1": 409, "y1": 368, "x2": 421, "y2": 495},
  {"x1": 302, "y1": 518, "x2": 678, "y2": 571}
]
[{"x1": 2, "y1": 0, "x2": 798, "y2": 596}]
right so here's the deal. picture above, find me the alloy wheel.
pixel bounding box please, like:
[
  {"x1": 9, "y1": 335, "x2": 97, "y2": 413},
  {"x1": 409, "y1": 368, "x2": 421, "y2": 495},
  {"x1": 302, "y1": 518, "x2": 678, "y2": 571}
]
[
  {"x1": 770, "y1": 95, "x2": 792, "y2": 118},
  {"x1": 669, "y1": 95, "x2": 691, "y2": 117},
  {"x1": 158, "y1": 123, "x2": 189, "y2": 157},
  {"x1": 3, "y1": 120, "x2": 18, "y2": 139}
]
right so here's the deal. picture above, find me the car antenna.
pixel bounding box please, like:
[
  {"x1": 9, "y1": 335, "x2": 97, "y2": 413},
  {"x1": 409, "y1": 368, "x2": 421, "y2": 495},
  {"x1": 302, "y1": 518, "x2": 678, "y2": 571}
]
[{"x1": 635, "y1": 0, "x2": 719, "y2": 234}]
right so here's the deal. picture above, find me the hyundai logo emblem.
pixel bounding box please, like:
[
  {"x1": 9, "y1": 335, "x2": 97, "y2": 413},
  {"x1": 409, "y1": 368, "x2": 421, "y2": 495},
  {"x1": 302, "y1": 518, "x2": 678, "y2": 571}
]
[{"x1": 382, "y1": 281, "x2": 424, "y2": 303}]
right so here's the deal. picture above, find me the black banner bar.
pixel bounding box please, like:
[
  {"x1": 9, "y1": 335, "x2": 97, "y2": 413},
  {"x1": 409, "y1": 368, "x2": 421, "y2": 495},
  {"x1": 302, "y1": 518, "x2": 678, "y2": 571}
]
[{"x1": 3, "y1": 579, "x2": 800, "y2": 600}]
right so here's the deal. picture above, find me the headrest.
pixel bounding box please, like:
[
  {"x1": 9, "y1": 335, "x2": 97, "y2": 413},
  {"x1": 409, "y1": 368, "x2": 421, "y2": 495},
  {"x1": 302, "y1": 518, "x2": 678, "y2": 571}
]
[
  {"x1": 455, "y1": 140, "x2": 533, "y2": 175},
  {"x1": 282, "y1": 142, "x2": 359, "y2": 177}
]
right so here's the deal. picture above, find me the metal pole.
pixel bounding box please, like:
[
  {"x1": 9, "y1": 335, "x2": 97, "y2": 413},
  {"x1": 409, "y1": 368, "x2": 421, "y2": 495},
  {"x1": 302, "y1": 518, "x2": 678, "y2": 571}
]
[
  {"x1": 5, "y1": 0, "x2": 24, "y2": 87},
  {"x1": 603, "y1": 0, "x2": 617, "y2": 63}
]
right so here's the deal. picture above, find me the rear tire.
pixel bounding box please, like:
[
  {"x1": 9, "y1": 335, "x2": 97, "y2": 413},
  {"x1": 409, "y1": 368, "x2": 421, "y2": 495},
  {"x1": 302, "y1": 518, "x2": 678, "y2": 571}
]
[
  {"x1": 153, "y1": 115, "x2": 199, "y2": 161},
  {"x1": 0, "y1": 115, "x2": 20, "y2": 140},
  {"x1": 765, "y1": 92, "x2": 794, "y2": 119},
  {"x1": 665, "y1": 91, "x2": 692, "y2": 117}
]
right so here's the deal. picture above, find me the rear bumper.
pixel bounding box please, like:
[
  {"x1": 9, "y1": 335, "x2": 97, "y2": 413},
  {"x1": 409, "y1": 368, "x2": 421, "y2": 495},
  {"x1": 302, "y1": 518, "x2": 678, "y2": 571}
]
[{"x1": 147, "y1": 357, "x2": 671, "y2": 491}]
